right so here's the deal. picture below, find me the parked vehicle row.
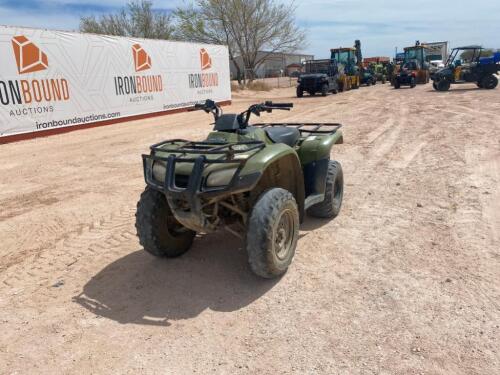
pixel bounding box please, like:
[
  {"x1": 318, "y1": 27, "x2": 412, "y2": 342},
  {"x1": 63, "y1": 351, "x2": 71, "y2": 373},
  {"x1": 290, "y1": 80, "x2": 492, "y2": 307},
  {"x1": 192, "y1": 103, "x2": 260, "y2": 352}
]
[{"x1": 296, "y1": 41, "x2": 499, "y2": 94}]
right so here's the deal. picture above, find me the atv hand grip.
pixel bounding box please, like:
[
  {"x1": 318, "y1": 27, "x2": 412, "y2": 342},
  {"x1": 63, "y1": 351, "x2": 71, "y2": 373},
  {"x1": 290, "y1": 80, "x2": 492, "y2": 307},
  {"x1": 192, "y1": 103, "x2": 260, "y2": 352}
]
[
  {"x1": 270, "y1": 102, "x2": 294, "y2": 108},
  {"x1": 194, "y1": 104, "x2": 205, "y2": 109}
]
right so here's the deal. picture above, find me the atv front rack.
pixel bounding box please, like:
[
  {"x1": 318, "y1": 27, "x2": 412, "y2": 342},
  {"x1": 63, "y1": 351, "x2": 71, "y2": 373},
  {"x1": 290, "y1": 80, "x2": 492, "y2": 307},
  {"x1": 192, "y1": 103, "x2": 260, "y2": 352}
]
[
  {"x1": 253, "y1": 123, "x2": 342, "y2": 136},
  {"x1": 143, "y1": 139, "x2": 265, "y2": 195},
  {"x1": 149, "y1": 138, "x2": 265, "y2": 160}
]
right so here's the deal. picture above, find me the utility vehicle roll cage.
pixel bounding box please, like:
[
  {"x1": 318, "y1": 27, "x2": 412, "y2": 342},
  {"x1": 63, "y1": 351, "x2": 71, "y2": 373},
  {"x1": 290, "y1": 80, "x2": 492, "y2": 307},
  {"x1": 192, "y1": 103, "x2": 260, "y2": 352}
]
[{"x1": 445, "y1": 46, "x2": 483, "y2": 66}]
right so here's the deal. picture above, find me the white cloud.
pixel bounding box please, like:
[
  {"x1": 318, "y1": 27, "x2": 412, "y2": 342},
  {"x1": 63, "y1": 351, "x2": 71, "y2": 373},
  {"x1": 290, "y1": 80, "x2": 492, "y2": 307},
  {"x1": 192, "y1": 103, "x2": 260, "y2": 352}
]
[{"x1": 0, "y1": 0, "x2": 499, "y2": 58}]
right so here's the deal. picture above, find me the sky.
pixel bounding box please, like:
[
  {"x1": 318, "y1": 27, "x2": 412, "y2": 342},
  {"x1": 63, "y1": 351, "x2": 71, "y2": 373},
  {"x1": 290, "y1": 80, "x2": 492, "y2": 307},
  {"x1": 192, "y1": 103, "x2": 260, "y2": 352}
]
[{"x1": 0, "y1": 0, "x2": 499, "y2": 58}]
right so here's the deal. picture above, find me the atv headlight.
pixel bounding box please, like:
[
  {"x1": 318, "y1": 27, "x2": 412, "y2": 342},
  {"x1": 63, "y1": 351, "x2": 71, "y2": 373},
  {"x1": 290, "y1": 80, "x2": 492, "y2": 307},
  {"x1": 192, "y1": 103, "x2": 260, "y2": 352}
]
[
  {"x1": 206, "y1": 167, "x2": 238, "y2": 187},
  {"x1": 152, "y1": 161, "x2": 166, "y2": 182}
]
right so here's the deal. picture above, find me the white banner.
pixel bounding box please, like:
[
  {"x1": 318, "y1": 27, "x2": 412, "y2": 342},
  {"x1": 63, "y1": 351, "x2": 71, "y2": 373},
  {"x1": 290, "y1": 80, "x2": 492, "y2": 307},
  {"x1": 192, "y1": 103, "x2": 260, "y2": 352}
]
[{"x1": 0, "y1": 25, "x2": 231, "y2": 140}]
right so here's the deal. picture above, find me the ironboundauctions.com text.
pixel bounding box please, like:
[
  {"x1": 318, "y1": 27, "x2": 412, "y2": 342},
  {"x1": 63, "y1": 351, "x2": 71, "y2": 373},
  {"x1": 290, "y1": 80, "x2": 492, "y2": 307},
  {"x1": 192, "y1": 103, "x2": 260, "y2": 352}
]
[{"x1": 35, "y1": 112, "x2": 121, "y2": 129}]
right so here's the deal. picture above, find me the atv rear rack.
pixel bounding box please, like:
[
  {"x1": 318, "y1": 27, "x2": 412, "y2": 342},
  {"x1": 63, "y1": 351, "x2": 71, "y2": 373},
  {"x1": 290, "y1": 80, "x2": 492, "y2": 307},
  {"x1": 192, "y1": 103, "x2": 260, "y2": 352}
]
[{"x1": 253, "y1": 123, "x2": 342, "y2": 136}]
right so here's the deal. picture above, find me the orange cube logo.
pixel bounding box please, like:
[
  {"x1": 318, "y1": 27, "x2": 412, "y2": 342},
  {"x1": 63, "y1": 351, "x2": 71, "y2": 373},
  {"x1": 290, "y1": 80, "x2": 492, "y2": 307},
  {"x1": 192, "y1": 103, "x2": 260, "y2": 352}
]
[
  {"x1": 132, "y1": 44, "x2": 152, "y2": 72},
  {"x1": 11, "y1": 36, "x2": 48, "y2": 75},
  {"x1": 200, "y1": 48, "x2": 212, "y2": 70}
]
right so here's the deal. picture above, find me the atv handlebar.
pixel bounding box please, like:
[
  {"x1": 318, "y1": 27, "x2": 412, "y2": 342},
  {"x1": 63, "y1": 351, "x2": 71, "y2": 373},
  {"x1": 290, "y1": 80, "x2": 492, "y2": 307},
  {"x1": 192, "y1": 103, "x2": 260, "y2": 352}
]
[
  {"x1": 192, "y1": 99, "x2": 222, "y2": 120},
  {"x1": 239, "y1": 102, "x2": 293, "y2": 127},
  {"x1": 193, "y1": 99, "x2": 294, "y2": 128},
  {"x1": 265, "y1": 102, "x2": 294, "y2": 109}
]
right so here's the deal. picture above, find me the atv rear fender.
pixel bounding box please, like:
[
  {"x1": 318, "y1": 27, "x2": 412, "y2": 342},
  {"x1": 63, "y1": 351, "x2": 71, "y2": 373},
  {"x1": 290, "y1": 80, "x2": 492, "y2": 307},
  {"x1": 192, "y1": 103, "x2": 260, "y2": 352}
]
[{"x1": 297, "y1": 131, "x2": 343, "y2": 165}]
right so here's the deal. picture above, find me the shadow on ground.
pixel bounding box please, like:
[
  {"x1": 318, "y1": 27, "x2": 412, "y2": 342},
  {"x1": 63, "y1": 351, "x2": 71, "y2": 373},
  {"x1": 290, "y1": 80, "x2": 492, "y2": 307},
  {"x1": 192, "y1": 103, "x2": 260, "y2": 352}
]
[
  {"x1": 427, "y1": 87, "x2": 480, "y2": 93},
  {"x1": 74, "y1": 215, "x2": 329, "y2": 326},
  {"x1": 74, "y1": 233, "x2": 278, "y2": 326}
]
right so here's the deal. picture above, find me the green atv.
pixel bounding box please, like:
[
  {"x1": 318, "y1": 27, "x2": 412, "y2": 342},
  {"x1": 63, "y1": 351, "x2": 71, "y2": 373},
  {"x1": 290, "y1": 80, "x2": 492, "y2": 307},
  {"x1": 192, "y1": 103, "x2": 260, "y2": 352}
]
[{"x1": 136, "y1": 100, "x2": 344, "y2": 278}]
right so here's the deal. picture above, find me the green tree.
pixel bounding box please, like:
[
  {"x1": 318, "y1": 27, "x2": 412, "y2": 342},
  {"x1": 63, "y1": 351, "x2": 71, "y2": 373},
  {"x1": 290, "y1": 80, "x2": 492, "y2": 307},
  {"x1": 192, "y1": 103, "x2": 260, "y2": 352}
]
[
  {"x1": 175, "y1": 0, "x2": 306, "y2": 83},
  {"x1": 460, "y1": 48, "x2": 494, "y2": 62},
  {"x1": 80, "y1": 0, "x2": 174, "y2": 39}
]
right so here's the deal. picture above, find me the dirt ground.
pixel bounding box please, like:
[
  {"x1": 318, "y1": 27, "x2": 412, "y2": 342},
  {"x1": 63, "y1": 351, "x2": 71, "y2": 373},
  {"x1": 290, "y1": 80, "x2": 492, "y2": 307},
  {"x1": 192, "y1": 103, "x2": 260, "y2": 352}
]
[{"x1": 0, "y1": 82, "x2": 499, "y2": 375}]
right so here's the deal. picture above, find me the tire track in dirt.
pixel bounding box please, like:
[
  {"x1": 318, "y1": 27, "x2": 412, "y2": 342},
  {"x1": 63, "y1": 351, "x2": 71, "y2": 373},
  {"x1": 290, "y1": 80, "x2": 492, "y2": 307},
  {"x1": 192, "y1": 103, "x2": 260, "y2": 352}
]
[
  {"x1": 1, "y1": 84, "x2": 499, "y2": 374},
  {"x1": 0, "y1": 203, "x2": 137, "y2": 300}
]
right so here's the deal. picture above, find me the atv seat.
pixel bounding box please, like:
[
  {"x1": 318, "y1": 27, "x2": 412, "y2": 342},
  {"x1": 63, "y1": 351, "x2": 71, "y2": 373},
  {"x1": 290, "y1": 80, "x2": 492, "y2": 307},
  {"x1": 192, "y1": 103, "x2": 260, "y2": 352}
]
[{"x1": 264, "y1": 127, "x2": 300, "y2": 147}]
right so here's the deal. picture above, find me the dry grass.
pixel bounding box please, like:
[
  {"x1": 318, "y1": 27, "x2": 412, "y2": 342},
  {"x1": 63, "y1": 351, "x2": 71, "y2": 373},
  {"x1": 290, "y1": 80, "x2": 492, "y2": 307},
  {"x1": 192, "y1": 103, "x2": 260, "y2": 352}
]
[
  {"x1": 230, "y1": 82, "x2": 243, "y2": 92},
  {"x1": 246, "y1": 80, "x2": 271, "y2": 91},
  {"x1": 231, "y1": 80, "x2": 272, "y2": 92}
]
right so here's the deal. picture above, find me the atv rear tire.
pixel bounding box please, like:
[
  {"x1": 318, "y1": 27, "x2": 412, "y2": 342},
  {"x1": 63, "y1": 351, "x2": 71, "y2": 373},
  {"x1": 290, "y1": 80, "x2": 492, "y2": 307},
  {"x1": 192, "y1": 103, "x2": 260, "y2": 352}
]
[
  {"x1": 410, "y1": 77, "x2": 416, "y2": 88},
  {"x1": 433, "y1": 82, "x2": 438, "y2": 90},
  {"x1": 481, "y1": 75, "x2": 498, "y2": 90},
  {"x1": 321, "y1": 84, "x2": 328, "y2": 96},
  {"x1": 296, "y1": 87, "x2": 304, "y2": 98},
  {"x1": 246, "y1": 188, "x2": 299, "y2": 278},
  {"x1": 307, "y1": 160, "x2": 343, "y2": 219},
  {"x1": 136, "y1": 187, "x2": 196, "y2": 258},
  {"x1": 394, "y1": 80, "x2": 400, "y2": 89}
]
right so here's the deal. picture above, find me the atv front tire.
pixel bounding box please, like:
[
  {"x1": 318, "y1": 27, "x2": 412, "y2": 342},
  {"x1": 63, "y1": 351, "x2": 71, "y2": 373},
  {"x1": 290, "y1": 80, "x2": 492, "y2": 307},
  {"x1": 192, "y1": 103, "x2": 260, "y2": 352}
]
[
  {"x1": 246, "y1": 188, "x2": 299, "y2": 278},
  {"x1": 296, "y1": 87, "x2": 304, "y2": 97},
  {"x1": 307, "y1": 160, "x2": 344, "y2": 219},
  {"x1": 136, "y1": 187, "x2": 196, "y2": 257}
]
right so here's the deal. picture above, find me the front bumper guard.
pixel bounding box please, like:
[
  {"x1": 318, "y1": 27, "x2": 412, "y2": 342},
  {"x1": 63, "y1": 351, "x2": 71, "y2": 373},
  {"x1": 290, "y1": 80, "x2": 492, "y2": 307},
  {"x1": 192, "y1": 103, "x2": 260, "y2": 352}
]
[{"x1": 142, "y1": 140, "x2": 264, "y2": 232}]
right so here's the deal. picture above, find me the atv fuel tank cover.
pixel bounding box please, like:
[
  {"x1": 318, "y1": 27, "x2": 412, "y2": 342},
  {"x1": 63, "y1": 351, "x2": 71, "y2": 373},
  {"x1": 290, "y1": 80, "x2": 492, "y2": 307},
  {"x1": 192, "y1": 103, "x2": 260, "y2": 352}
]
[
  {"x1": 265, "y1": 127, "x2": 300, "y2": 147},
  {"x1": 214, "y1": 114, "x2": 240, "y2": 131}
]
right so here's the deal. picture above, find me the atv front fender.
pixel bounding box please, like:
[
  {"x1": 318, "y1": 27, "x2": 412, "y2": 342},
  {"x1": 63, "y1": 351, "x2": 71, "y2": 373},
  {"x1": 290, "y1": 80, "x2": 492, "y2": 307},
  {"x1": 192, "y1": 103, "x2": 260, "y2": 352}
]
[
  {"x1": 240, "y1": 143, "x2": 297, "y2": 176},
  {"x1": 240, "y1": 144, "x2": 305, "y2": 220}
]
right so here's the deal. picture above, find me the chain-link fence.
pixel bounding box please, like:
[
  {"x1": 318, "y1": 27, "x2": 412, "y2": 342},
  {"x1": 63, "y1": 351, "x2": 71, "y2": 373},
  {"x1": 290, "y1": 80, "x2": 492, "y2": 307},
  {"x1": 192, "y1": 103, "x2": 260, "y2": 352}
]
[{"x1": 232, "y1": 76, "x2": 297, "y2": 90}]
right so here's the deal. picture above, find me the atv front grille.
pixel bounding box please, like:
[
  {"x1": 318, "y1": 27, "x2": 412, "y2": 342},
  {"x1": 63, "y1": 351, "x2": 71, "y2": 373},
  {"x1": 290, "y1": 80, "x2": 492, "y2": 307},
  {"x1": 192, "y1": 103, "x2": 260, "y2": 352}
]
[{"x1": 174, "y1": 174, "x2": 189, "y2": 188}]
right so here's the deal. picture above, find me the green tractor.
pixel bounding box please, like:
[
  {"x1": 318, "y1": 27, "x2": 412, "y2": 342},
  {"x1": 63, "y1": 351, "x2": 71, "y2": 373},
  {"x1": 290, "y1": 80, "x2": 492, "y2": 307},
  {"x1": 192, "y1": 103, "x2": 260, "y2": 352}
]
[
  {"x1": 371, "y1": 63, "x2": 387, "y2": 84},
  {"x1": 137, "y1": 100, "x2": 344, "y2": 278}
]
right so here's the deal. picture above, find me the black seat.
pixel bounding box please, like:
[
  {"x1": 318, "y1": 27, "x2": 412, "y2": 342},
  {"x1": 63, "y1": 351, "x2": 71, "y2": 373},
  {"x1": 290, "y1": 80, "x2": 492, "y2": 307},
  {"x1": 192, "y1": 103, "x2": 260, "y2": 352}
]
[{"x1": 265, "y1": 127, "x2": 300, "y2": 147}]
